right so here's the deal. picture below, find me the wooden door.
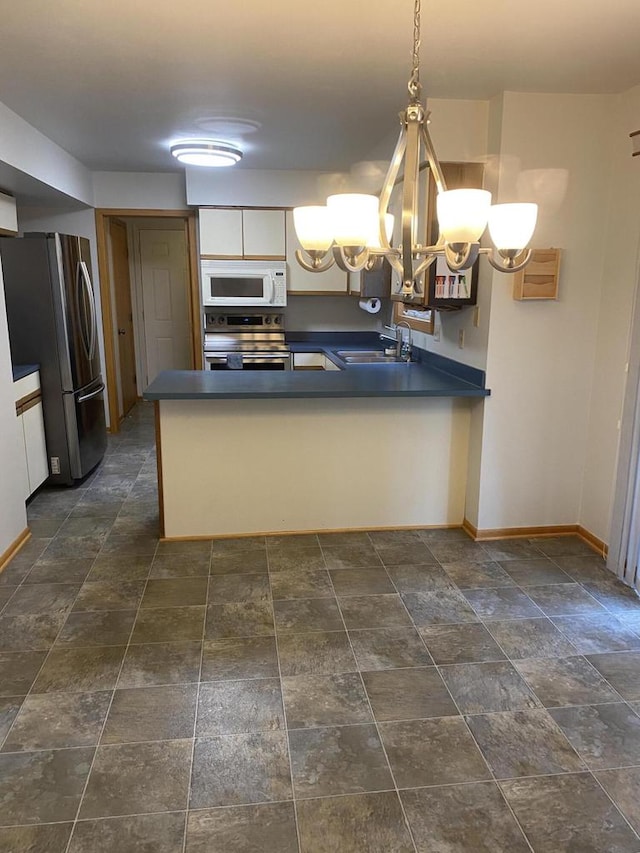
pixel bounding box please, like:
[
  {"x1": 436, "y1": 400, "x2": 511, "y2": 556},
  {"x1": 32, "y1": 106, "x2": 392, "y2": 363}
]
[
  {"x1": 139, "y1": 230, "x2": 191, "y2": 384},
  {"x1": 110, "y1": 219, "x2": 137, "y2": 416}
]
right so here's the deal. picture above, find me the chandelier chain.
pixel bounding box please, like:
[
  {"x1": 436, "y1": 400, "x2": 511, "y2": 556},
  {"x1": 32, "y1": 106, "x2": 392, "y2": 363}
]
[{"x1": 408, "y1": 0, "x2": 422, "y2": 101}]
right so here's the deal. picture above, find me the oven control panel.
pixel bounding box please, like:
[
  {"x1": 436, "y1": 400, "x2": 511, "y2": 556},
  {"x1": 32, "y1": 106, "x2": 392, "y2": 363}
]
[{"x1": 204, "y1": 312, "x2": 284, "y2": 331}]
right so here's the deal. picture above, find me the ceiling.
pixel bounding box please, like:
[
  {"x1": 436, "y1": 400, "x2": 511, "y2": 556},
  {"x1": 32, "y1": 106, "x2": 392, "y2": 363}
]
[{"x1": 1, "y1": 0, "x2": 639, "y2": 174}]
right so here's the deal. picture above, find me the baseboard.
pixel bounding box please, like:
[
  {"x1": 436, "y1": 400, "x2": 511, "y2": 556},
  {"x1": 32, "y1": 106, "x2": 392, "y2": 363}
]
[
  {"x1": 577, "y1": 525, "x2": 608, "y2": 558},
  {"x1": 160, "y1": 523, "x2": 463, "y2": 542},
  {"x1": 0, "y1": 528, "x2": 31, "y2": 573},
  {"x1": 463, "y1": 518, "x2": 607, "y2": 556}
]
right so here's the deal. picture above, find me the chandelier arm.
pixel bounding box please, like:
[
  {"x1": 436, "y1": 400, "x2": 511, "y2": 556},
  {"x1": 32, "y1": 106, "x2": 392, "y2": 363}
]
[
  {"x1": 400, "y1": 112, "x2": 422, "y2": 294},
  {"x1": 487, "y1": 248, "x2": 532, "y2": 274},
  {"x1": 294, "y1": 249, "x2": 335, "y2": 273},
  {"x1": 413, "y1": 253, "x2": 437, "y2": 280},
  {"x1": 378, "y1": 128, "x2": 407, "y2": 249},
  {"x1": 420, "y1": 122, "x2": 448, "y2": 194},
  {"x1": 444, "y1": 242, "x2": 480, "y2": 271},
  {"x1": 332, "y1": 245, "x2": 371, "y2": 273}
]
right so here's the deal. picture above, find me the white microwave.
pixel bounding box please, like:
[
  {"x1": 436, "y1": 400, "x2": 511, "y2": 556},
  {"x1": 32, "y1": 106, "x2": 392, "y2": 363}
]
[{"x1": 201, "y1": 260, "x2": 287, "y2": 307}]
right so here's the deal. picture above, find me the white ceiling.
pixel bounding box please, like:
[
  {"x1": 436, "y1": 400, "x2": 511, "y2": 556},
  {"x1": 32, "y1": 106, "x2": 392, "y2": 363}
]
[{"x1": 1, "y1": 0, "x2": 639, "y2": 174}]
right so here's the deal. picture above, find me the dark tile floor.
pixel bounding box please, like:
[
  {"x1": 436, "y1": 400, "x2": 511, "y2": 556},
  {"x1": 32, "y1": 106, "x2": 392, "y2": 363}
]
[{"x1": 0, "y1": 403, "x2": 640, "y2": 851}]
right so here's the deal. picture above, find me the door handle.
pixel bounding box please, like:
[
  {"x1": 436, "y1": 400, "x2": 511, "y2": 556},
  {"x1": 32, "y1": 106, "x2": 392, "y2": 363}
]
[
  {"x1": 78, "y1": 261, "x2": 97, "y2": 360},
  {"x1": 118, "y1": 329, "x2": 126, "y2": 335},
  {"x1": 77, "y1": 382, "x2": 105, "y2": 403}
]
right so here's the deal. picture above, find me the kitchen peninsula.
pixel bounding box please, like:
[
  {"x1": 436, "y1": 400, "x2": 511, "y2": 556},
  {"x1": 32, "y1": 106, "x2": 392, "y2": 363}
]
[{"x1": 144, "y1": 348, "x2": 489, "y2": 539}]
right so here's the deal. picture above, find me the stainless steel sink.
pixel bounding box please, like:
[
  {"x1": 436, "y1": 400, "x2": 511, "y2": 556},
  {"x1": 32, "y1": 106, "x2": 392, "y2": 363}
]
[
  {"x1": 342, "y1": 355, "x2": 403, "y2": 363},
  {"x1": 334, "y1": 350, "x2": 405, "y2": 364},
  {"x1": 336, "y1": 350, "x2": 388, "y2": 358}
]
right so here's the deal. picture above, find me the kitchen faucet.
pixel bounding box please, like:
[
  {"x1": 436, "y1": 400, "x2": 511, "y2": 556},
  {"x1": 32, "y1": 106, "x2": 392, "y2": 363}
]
[{"x1": 395, "y1": 321, "x2": 412, "y2": 361}]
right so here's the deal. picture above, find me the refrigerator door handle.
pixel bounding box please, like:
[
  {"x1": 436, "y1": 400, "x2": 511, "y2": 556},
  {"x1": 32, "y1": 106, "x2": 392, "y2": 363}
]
[
  {"x1": 79, "y1": 260, "x2": 97, "y2": 360},
  {"x1": 77, "y1": 382, "x2": 105, "y2": 403}
]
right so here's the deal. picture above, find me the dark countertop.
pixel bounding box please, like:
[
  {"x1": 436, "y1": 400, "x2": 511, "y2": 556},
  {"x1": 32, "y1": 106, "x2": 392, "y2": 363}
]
[
  {"x1": 13, "y1": 364, "x2": 40, "y2": 381},
  {"x1": 144, "y1": 334, "x2": 489, "y2": 401},
  {"x1": 144, "y1": 366, "x2": 487, "y2": 400}
]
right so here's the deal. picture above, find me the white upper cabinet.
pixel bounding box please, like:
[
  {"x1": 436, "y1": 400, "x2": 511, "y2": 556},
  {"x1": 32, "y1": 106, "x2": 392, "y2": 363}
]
[
  {"x1": 285, "y1": 210, "x2": 348, "y2": 294},
  {"x1": 243, "y1": 210, "x2": 285, "y2": 258},
  {"x1": 0, "y1": 192, "x2": 18, "y2": 235},
  {"x1": 199, "y1": 209, "x2": 243, "y2": 257},
  {"x1": 199, "y1": 208, "x2": 286, "y2": 259}
]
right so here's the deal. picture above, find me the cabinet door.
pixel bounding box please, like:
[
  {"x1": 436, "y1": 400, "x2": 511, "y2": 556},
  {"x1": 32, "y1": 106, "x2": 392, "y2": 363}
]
[
  {"x1": 293, "y1": 352, "x2": 325, "y2": 369},
  {"x1": 0, "y1": 191, "x2": 18, "y2": 235},
  {"x1": 15, "y1": 415, "x2": 30, "y2": 501},
  {"x1": 322, "y1": 355, "x2": 341, "y2": 371},
  {"x1": 243, "y1": 210, "x2": 286, "y2": 259},
  {"x1": 23, "y1": 402, "x2": 49, "y2": 494},
  {"x1": 285, "y1": 211, "x2": 348, "y2": 294},
  {"x1": 199, "y1": 209, "x2": 243, "y2": 257}
]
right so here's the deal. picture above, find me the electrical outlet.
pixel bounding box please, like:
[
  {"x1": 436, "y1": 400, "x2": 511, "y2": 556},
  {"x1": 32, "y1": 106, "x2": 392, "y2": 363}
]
[
  {"x1": 458, "y1": 329, "x2": 465, "y2": 349},
  {"x1": 473, "y1": 306, "x2": 480, "y2": 327},
  {"x1": 50, "y1": 457, "x2": 61, "y2": 474},
  {"x1": 433, "y1": 324, "x2": 441, "y2": 342}
]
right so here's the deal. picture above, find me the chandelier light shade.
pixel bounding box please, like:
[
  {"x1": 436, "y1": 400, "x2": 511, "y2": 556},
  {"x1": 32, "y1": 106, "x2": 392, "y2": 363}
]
[
  {"x1": 170, "y1": 140, "x2": 243, "y2": 167},
  {"x1": 293, "y1": 206, "x2": 334, "y2": 252},
  {"x1": 488, "y1": 203, "x2": 539, "y2": 251},
  {"x1": 367, "y1": 212, "x2": 395, "y2": 249},
  {"x1": 436, "y1": 189, "x2": 492, "y2": 244},
  {"x1": 327, "y1": 194, "x2": 379, "y2": 248},
  {"x1": 292, "y1": 0, "x2": 538, "y2": 298}
]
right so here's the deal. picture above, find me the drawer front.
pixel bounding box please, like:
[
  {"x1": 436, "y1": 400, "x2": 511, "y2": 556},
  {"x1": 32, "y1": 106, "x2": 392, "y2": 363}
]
[{"x1": 14, "y1": 370, "x2": 41, "y2": 407}]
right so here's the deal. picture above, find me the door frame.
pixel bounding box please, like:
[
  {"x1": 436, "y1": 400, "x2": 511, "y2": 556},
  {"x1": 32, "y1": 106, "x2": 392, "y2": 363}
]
[
  {"x1": 109, "y1": 217, "x2": 137, "y2": 418},
  {"x1": 95, "y1": 208, "x2": 201, "y2": 433}
]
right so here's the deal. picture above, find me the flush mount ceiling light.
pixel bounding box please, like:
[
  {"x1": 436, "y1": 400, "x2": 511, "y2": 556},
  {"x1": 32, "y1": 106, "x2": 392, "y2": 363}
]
[
  {"x1": 293, "y1": 0, "x2": 538, "y2": 300},
  {"x1": 170, "y1": 140, "x2": 243, "y2": 168}
]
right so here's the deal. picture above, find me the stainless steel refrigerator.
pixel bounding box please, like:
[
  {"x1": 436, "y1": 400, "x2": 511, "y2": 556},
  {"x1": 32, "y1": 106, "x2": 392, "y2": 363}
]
[{"x1": 1, "y1": 233, "x2": 107, "y2": 486}]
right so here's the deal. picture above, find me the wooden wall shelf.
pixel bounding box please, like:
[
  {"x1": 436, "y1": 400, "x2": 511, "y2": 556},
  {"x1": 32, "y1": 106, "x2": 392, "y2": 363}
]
[{"x1": 513, "y1": 248, "x2": 561, "y2": 301}]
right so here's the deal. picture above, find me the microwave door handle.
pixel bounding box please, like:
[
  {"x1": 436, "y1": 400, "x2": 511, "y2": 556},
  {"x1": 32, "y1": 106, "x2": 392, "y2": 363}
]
[{"x1": 267, "y1": 277, "x2": 275, "y2": 304}]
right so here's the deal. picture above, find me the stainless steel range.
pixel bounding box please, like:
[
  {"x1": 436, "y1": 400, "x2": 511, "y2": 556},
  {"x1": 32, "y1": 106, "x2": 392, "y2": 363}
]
[{"x1": 203, "y1": 312, "x2": 291, "y2": 370}]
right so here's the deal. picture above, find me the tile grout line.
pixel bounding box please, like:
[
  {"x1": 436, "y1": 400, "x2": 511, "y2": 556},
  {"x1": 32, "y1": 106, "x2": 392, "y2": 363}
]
[
  {"x1": 320, "y1": 536, "x2": 421, "y2": 853},
  {"x1": 4, "y1": 444, "x2": 640, "y2": 844},
  {"x1": 0, "y1": 470, "x2": 145, "y2": 820},
  {"x1": 265, "y1": 539, "x2": 304, "y2": 853},
  {"x1": 5, "y1": 703, "x2": 640, "y2": 757},
  {"x1": 583, "y1": 766, "x2": 640, "y2": 845},
  {"x1": 61, "y1": 471, "x2": 158, "y2": 853},
  {"x1": 434, "y1": 544, "x2": 640, "y2": 849},
  {"x1": 379, "y1": 542, "x2": 538, "y2": 853},
  {"x1": 179, "y1": 538, "x2": 211, "y2": 853}
]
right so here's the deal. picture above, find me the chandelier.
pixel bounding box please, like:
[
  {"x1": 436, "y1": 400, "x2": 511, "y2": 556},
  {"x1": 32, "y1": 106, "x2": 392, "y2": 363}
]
[{"x1": 293, "y1": 0, "x2": 538, "y2": 300}]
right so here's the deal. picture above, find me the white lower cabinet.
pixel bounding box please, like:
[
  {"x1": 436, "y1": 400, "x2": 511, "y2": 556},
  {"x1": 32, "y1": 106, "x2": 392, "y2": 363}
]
[
  {"x1": 14, "y1": 372, "x2": 49, "y2": 499},
  {"x1": 20, "y1": 401, "x2": 49, "y2": 497},
  {"x1": 292, "y1": 352, "x2": 341, "y2": 371}
]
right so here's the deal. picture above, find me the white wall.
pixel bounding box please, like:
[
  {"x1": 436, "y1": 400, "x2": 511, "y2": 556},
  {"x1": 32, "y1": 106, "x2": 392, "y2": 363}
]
[
  {"x1": 469, "y1": 92, "x2": 612, "y2": 530},
  {"x1": 92, "y1": 172, "x2": 187, "y2": 210},
  {"x1": 580, "y1": 84, "x2": 640, "y2": 541},
  {"x1": 0, "y1": 102, "x2": 93, "y2": 205},
  {"x1": 285, "y1": 295, "x2": 387, "y2": 332},
  {"x1": 185, "y1": 168, "x2": 336, "y2": 208},
  {"x1": 0, "y1": 258, "x2": 28, "y2": 557}
]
